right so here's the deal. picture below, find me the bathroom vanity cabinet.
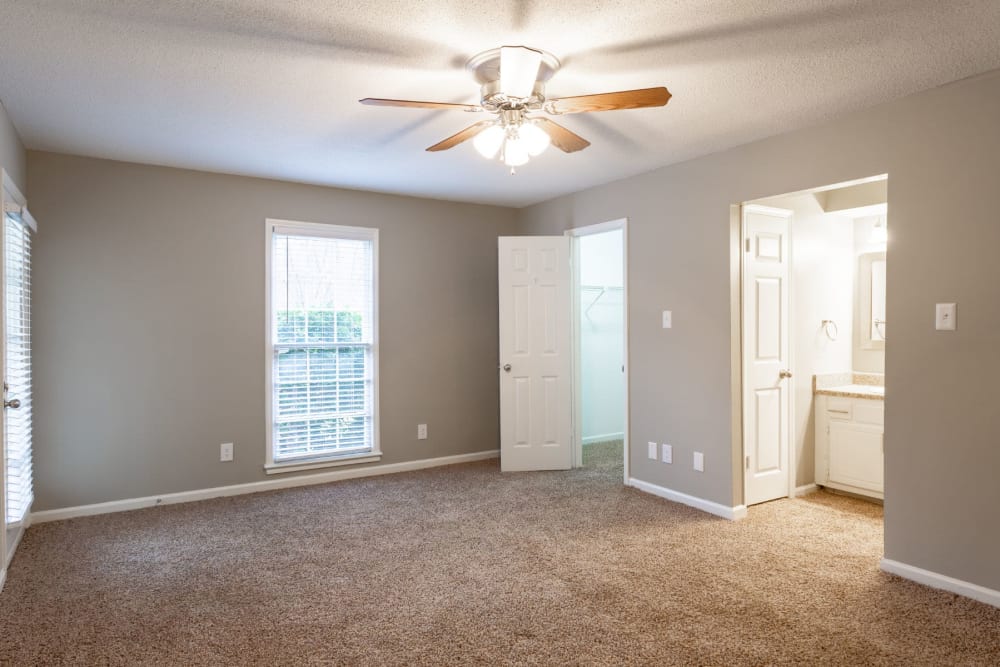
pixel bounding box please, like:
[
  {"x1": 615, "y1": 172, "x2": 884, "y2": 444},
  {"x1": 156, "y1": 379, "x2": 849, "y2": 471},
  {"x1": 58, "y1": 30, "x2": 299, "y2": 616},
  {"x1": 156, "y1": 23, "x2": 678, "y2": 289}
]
[{"x1": 815, "y1": 393, "x2": 884, "y2": 499}]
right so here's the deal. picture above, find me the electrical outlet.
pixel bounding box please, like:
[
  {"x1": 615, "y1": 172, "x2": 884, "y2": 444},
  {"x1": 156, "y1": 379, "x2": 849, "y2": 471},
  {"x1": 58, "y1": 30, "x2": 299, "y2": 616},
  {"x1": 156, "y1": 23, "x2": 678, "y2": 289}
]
[
  {"x1": 220, "y1": 442, "x2": 234, "y2": 462},
  {"x1": 417, "y1": 424, "x2": 428, "y2": 440},
  {"x1": 647, "y1": 441, "x2": 657, "y2": 460},
  {"x1": 661, "y1": 443, "x2": 672, "y2": 464},
  {"x1": 693, "y1": 451, "x2": 704, "y2": 472}
]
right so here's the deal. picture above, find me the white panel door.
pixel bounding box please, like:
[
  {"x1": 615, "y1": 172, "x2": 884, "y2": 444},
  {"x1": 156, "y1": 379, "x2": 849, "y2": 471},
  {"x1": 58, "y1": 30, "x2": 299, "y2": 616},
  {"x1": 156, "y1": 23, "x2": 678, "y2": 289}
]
[
  {"x1": 743, "y1": 205, "x2": 792, "y2": 505},
  {"x1": 498, "y1": 236, "x2": 572, "y2": 471}
]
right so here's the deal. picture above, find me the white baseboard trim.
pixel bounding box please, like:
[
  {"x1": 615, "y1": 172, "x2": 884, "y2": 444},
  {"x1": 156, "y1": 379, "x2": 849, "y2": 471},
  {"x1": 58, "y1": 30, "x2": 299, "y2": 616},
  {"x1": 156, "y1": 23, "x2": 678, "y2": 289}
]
[
  {"x1": 793, "y1": 483, "x2": 819, "y2": 497},
  {"x1": 582, "y1": 432, "x2": 625, "y2": 445},
  {"x1": 31, "y1": 449, "x2": 499, "y2": 524},
  {"x1": 880, "y1": 558, "x2": 1000, "y2": 609},
  {"x1": 628, "y1": 477, "x2": 747, "y2": 520}
]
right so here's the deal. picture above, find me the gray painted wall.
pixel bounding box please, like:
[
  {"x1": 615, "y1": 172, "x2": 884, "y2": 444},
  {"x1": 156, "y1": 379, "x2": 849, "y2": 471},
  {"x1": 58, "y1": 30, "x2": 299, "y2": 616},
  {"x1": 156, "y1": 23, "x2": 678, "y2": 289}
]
[
  {"x1": 0, "y1": 100, "x2": 26, "y2": 194},
  {"x1": 27, "y1": 152, "x2": 517, "y2": 510},
  {"x1": 517, "y1": 70, "x2": 1000, "y2": 592}
]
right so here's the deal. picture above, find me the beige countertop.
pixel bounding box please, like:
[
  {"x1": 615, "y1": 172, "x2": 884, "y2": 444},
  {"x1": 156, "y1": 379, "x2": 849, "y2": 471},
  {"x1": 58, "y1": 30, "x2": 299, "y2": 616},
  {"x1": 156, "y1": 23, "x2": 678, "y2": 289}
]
[{"x1": 815, "y1": 384, "x2": 885, "y2": 400}]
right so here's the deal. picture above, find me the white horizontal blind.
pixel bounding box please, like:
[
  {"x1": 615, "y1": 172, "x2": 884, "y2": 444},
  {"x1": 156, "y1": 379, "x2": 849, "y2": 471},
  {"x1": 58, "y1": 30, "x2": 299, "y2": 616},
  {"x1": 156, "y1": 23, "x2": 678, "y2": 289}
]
[
  {"x1": 271, "y1": 228, "x2": 374, "y2": 462},
  {"x1": 4, "y1": 212, "x2": 32, "y2": 525}
]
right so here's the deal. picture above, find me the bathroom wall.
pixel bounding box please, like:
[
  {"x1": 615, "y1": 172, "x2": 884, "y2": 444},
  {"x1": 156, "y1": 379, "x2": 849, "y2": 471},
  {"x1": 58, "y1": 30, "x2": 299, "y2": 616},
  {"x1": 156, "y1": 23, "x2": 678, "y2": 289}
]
[
  {"x1": 762, "y1": 193, "x2": 855, "y2": 487},
  {"x1": 579, "y1": 230, "x2": 625, "y2": 443},
  {"x1": 853, "y1": 215, "x2": 888, "y2": 373}
]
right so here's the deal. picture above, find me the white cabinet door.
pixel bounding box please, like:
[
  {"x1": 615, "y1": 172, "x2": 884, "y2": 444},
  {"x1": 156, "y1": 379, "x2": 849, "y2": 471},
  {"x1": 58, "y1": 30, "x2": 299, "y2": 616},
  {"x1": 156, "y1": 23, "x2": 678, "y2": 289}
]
[
  {"x1": 828, "y1": 421, "x2": 884, "y2": 492},
  {"x1": 498, "y1": 237, "x2": 572, "y2": 472}
]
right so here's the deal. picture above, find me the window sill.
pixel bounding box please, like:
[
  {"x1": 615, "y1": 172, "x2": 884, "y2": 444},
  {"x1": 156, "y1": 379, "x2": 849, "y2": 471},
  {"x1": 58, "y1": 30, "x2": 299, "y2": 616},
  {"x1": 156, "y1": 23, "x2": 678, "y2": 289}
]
[{"x1": 264, "y1": 452, "x2": 382, "y2": 475}]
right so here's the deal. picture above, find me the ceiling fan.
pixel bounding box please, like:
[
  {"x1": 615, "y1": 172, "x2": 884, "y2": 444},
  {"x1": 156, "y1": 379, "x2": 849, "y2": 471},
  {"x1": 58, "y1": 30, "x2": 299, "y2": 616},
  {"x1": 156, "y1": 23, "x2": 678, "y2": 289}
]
[{"x1": 360, "y1": 46, "x2": 671, "y2": 171}]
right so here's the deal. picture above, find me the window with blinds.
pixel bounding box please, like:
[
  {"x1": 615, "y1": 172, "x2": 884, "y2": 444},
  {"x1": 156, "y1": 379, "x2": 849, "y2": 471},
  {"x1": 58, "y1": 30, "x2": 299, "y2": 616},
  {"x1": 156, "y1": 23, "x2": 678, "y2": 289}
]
[
  {"x1": 4, "y1": 210, "x2": 32, "y2": 526},
  {"x1": 267, "y1": 221, "x2": 378, "y2": 469}
]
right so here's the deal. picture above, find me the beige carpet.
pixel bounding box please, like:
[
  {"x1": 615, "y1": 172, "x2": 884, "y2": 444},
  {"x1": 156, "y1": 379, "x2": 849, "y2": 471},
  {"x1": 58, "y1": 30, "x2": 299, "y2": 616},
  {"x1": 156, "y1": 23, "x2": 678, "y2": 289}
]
[{"x1": 1, "y1": 441, "x2": 998, "y2": 665}]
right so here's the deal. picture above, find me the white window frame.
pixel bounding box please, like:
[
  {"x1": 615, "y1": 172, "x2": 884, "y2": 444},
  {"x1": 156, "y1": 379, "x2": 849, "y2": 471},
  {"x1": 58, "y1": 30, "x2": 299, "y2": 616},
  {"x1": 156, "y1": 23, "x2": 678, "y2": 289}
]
[
  {"x1": 1, "y1": 169, "x2": 36, "y2": 573},
  {"x1": 264, "y1": 218, "x2": 380, "y2": 474}
]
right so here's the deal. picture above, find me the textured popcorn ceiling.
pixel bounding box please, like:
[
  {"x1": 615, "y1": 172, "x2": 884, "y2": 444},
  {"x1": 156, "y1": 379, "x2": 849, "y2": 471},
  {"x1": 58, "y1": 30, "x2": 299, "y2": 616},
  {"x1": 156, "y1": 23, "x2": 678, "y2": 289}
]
[{"x1": 1, "y1": 1, "x2": 999, "y2": 207}]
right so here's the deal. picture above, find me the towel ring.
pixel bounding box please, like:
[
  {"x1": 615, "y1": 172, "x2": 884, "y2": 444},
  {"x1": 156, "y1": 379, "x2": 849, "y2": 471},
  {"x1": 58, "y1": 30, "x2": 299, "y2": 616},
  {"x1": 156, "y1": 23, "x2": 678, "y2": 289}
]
[
  {"x1": 874, "y1": 319, "x2": 886, "y2": 341},
  {"x1": 821, "y1": 320, "x2": 839, "y2": 341}
]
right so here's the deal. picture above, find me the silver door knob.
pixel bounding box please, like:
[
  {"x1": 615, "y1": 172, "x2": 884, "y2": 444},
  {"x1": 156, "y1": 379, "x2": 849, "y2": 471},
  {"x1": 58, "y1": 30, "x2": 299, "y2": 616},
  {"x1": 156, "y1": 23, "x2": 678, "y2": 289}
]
[
  {"x1": 779, "y1": 370, "x2": 793, "y2": 379},
  {"x1": 502, "y1": 364, "x2": 512, "y2": 372},
  {"x1": 4, "y1": 398, "x2": 20, "y2": 409}
]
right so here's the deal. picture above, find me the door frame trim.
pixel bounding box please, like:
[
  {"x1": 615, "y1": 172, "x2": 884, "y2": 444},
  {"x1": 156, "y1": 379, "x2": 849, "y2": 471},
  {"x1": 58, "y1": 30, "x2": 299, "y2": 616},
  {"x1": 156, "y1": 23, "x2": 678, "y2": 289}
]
[
  {"x1": 739, "y1": 204, "x2": 796, "y2": 507},
  {"x1": 565, "y1": 219, "x2": 629, "y2": 484}
]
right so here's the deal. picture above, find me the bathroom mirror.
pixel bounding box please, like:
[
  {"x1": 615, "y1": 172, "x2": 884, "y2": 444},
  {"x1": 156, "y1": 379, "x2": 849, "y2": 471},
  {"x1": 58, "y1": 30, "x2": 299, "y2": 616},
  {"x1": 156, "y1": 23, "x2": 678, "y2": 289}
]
[{"x1": 858, "y1": 251, "x2": 886, "y2": 348}]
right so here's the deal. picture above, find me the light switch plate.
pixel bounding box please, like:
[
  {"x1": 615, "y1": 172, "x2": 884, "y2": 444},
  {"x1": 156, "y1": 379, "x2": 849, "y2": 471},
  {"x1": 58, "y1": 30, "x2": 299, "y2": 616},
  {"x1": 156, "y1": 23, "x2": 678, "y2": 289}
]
[
  {"x1": 662, "y1": 310, "x2": 672, "y2": 329},
  {"x1": 220, "y1": 442, "x2": 234, "y2": 462},
  {"x1": 417, "y1": 424, "x2": 428, "y2": 440},
  {"x1": 648, "y1": 442, "x2": 657, "y2": 460},
  {"x1": 935, "y1": 303, "x2": 956, "y2": 331},
  {"x1": 693, "y1": 451, "x2": 704, "y2": 472},
  {"x1": 661, "y1": 443, "x2": 672, "y2": 464}
]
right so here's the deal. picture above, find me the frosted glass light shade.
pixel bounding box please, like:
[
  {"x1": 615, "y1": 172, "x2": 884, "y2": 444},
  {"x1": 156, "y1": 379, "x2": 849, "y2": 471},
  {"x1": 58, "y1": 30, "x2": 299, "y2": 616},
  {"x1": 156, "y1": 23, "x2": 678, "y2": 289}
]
[
  {"x1": 500, "y1": 46, "x2": 542, "y2": 99},
  {"x1": 870, "y1": 217, "x2": 888, "y2": 244},
  {"x1": 473, "y1": 125, "x2": 505, "y2": 158},
  {"x1": 503, "y1": 137, "x2": 529, "y2": 167},
  {"x1": 520, "y1": 122, "x2": 551, "y2": 156}
]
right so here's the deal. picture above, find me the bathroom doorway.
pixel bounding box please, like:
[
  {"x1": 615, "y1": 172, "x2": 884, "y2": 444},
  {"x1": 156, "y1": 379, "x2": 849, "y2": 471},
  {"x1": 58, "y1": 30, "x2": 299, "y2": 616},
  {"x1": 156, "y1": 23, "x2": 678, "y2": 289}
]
[
  {"x1": 739, "y1": 176, "x2": 888, "y2": 507},
  {"x1": 568, "y1": 220, "x2": 628, "y2": 480}
]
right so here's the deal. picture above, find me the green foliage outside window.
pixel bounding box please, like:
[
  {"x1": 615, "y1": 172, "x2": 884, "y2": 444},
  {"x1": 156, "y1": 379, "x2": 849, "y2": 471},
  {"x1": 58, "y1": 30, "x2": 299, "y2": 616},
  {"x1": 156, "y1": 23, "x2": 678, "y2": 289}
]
[
  {"x1": 274, "y1": 310, "x2": 369, "y2": 452},
  {"x1": 276, "y1": 309, "x2": 363, "y2": 344}
]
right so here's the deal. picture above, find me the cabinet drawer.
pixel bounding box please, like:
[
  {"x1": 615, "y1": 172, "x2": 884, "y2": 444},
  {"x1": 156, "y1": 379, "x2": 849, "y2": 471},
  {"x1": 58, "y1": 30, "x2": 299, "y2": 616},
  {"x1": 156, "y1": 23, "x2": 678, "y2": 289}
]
[
  {"x1": 853, "y1": 400, "x2": 884, "y2": 426},
  {"x1": 825, "y1": 397, "x2": 853, "y2": 420}
]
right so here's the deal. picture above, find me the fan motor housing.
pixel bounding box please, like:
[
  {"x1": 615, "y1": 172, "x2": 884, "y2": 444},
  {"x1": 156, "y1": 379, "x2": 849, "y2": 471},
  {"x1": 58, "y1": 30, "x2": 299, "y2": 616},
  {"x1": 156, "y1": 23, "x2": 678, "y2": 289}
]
[
  {"x1": 477, "y1": 79, "x2": 547, "y2": 111},
  {"x1": 466, "y1": 47, "x2": 561, "y2": 112}
]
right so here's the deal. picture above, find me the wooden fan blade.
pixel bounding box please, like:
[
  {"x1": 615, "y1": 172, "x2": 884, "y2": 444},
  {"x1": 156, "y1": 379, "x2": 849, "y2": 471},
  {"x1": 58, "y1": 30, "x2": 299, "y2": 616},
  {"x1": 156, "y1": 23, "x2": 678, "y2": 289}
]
[
  {"x1": 360, "y1": 98, "x2": 481, "y2": 112},
  {"x1": 546, "y1": 87, "x2": 671, "y2": 115},
  {"x1": 534, "y1": 118, "x2": 591, "y2": 153},
  {"x1": 426, "y1": 121, "x2": 495, "y2": 152}
]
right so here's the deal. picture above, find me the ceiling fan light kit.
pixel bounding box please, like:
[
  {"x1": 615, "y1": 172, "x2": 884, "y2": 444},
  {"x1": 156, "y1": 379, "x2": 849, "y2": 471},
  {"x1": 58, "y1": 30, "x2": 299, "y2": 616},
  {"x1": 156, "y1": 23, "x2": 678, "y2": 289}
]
[
  {"x1": 473, "y1": 125, "x2": 505, "y2": 159},
  {"x1": 360, "y1": 45, "x2": 672, "y2": 173},
  {"x1": 474, "y1": 113, "x2": 552, "y2": 166}
]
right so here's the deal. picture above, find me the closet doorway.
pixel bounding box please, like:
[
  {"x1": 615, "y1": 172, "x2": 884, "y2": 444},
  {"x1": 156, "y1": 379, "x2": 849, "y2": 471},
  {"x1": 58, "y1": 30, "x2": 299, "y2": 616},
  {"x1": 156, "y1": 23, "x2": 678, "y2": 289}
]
[{"x1": 568, "y1": 220, "x2": 628, "y2": 481}]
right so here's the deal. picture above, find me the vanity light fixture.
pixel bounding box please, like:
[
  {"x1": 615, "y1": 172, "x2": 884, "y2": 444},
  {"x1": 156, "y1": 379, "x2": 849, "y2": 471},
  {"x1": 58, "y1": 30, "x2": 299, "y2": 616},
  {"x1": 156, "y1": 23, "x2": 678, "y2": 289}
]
[{"x1": 870, "y1": 215, "x2": 888, "y2": 245}]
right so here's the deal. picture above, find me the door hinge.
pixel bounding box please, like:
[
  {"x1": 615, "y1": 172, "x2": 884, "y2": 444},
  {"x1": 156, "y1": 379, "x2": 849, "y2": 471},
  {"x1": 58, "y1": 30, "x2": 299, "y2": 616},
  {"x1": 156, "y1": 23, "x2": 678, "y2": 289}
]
[
  {"x1": 745, "y1": 237, "x2": 751, "y2": 253},
  {"x1": 745, "y1": 455, "x2": 750, "y2": 470}
]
